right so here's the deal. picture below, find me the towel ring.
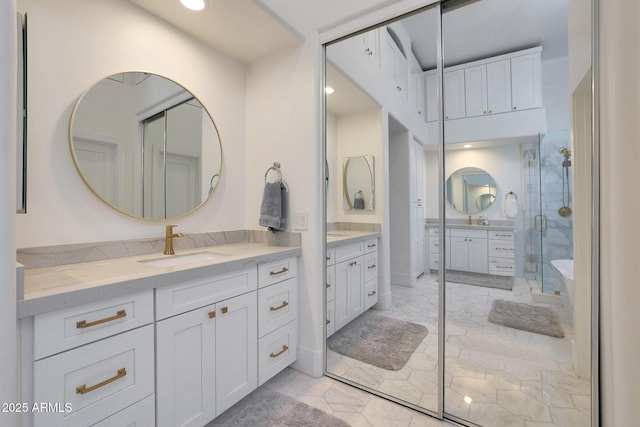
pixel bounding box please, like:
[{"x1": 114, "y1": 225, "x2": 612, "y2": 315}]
[
  {"x1": 505, "y1": 191, "x2": 518, "y2": 200},
  {"x1": 264, "y1": 162, "x2": 282, "y2": 183}
]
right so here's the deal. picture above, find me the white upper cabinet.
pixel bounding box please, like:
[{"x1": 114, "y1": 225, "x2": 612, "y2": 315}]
[
  {"x1": 425, "y1": 72, "x2": 439, "y2": 122},
  {"x1": 385, "y1": 34, "x2": 408, "y2": 102},
  {"x1": 464, "y1": 64, "x2": 488, "y2": 117},
  {"x1": 358, "y1": 30, "x2": 380, "y2": 67},
  {"x1": 444, "y1": 69, "x2": 466, "y2": 120},
  {"x1": 465, "y1": 59, "x2": 512, "y2": 117},
  {"x1": 414, "y1": 72, "x2": 426, "y2": 118},
  {"x1": 510, "y1": 51, "x2": 542, "y2": 110},
  {"x1": 486, "y1": 59, "x2": 512, "y2": 113}
]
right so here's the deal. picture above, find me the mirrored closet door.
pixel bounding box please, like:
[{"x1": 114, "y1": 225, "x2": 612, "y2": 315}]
[{"x1": 324, "y1": 1, "x2": 594, "y2": 425}]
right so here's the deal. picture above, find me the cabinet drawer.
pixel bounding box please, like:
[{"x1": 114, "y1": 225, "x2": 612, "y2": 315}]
[
  {"x1": 427, "y1": 227, "x2": 449, "y2": 237},
  {"x1": 428, "y1": 237, "x2": 441, "y2": 254},
  {"x1": 365, "y1": 278, "x2": 378, "y2": 309},
  {"x1": 364, "y1": 238, "x2": 378, "y2": 253},
  {"x1": 258, "y1": 256, "x2": 297, "y2": 288},
  {"x1": 91, "y1": 394, "x2": 155, "y2": 427},
  {"x1": 334, "y1": 241, "x2": 364, "y2": 263},
  {"x1": 258, "y1": 320, "x2": 297, "y2": 386},
  {"x1": 489, "y1": 230, "x2": 515, "y2": 240},
  {"x1": 364, "y1": 252, "x2": 378, "y2": 282},
  {"x1": 34, "y1": 325, "x2": 154, "y2": 427},
  {"x1": 489, "y1": 257, "x2": 516, "y2": 276},
  {"x1": 326, "y1": 265, "x2": 335, "y2": 302},
  {"x1": 156, "y1": 267, "x2": 257, "y2": 320},
  {"x1": 326, "y1": 247, "x2": 336, "y2": 266},
  {"x1": 258, "y1": 278, "x2": 297, "y2": 338},
  {"x1": 34, "y1": 290, "x2": 153, "y2": 360},
  {"x1": 489, "y1": 240, "x2": 515, "y2": 259},
  {"x1": 450, "y1": 228, "x2": 487, "y2": 239}
]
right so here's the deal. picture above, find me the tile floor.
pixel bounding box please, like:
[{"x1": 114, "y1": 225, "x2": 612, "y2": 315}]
[{"x1": 326, "y1": 273, "x2": 592, "y2": 427}]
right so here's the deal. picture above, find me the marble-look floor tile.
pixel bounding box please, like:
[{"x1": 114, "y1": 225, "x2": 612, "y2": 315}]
[
  {"x1": 469, "y1": 402, "x2": 526, "y2": 427},
  {"x1": 549, "y1": 407, "x2": 590, "y2": 426},
  {"x1": 497, "y1": 390, "x2": 553, "y2": 422}
]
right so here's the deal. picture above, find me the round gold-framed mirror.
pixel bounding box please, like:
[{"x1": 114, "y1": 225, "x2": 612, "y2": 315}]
[
  {"x1": 69, "y1": 72, "x2": 222, "y2": 220},
  {"x1": 446, "y1": 167, "x2": 497, "y2": 214}
]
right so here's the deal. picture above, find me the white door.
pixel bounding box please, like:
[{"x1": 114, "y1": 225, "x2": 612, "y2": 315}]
[
  {"x1": 215, "y1": 292, "x2": 258, "y2": 416},
  {"x1": 73, "y1": 138, "x2": 117, "y2": 205},
  {"x1": 166, "y1": 152, "x2": 200, "y2": 218},
  {"x1": 156, "y1": 306, "x2": 216, "y2": 427}
]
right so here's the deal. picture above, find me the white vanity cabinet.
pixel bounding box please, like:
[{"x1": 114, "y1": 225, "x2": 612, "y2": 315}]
[
  {"x1": 155, "y1": 267, "x2": 259, "y2": 427},
  {"x1": 428, "y1": 227, "x2": 450, "y2": 271},
  {"x1": 488, "y1": 230, "x2": 516, "y2": 276},
  {"x1": 30, "y1": 290, "x2": 155, "y2": 427},
  {"x1": 328, "y1": 237, "x2": 379, "y2": 334},
  {"x1": 450, "y1": 229, "x2": 488, "y2": 274}
]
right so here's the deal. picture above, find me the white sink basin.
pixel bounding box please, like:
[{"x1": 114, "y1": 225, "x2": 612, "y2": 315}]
[{"x1": 139, "y1": 251, "x2": 228, "y2": 268}]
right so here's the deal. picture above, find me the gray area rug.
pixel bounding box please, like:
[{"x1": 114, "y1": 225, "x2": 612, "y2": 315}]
[
  {"x1": 208, "y1": 389, "x2": 350, "y2": 427},
  {"x1": 488, "y1": 299, "x2": 565, "y2": 338},
  {"x1": 327, "y1": 310, "x2": 428, "y2": 371},
  {"x1": 443, "y1": 270, "x2": 514, "y2": 291}
]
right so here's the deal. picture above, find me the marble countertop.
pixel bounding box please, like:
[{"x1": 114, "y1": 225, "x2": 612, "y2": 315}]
[
  {"x1": 425, "y1": 222, "x2": 514, "y2": 232},
  {"x1": 326, "y1": 230, "x2": 380, "y2": 247},
  {"x1": 18, "y1": 242, "x2": 301, "y2": 319}
]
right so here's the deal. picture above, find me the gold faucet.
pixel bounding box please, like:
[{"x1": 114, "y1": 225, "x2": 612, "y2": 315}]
[{"x1": 164, "y1": 225, "x2": 184, "y2": 255}]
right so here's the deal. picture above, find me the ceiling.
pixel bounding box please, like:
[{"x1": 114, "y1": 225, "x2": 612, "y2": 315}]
[
  {"x1": 326, "y1": 64, "x2": 379, "y2": 115},
  {"x1": 127, "y1": 0, "x2": 300, "y2": 64}
]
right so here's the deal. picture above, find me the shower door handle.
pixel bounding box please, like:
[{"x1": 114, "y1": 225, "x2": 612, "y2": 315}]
[{"x1": 534, "y1": 214, "x2": 547, "y2": 232}]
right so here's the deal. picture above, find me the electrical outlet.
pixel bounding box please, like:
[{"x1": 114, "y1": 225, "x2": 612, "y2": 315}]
[{"x1": 293, "y1": 212, "x2": 308, "y2": 231}]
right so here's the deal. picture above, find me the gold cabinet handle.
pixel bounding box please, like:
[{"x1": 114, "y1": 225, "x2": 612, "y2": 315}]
[
  {"x1": 221, "y1": 307, "x2": 228, "y2": 314},
  {"x1": 76, "y1": 310, "x2": 126, "y2": 329},
  {"x1": 368, "y1": 264, "x2": 376, "y2": 269},
  {"x1": 76, "y1": 368, "x2": 126, "y2": 395},
  {"x1": 368, "y1": 291, "x2": 377, "y2": 297},
  {"x1": 270, "y1": 301, "x2": 289, "y2": 312},
  {"x1": 270, "y1": 345, "x2": 289, "y2": 358},
  {"x1": 326, "y1": 283, "x2": 331, "y2": 288},
  {"x1": 348, "y1": 261, "x2": 357, "y2": 267},
  {"x1": 326, "y1": 319, "x2": 330, "y2": 325},
  {"x1": 367, "y1": 243, "x2": 376, "y2": 248},
  {"x1": 208, "y1": 311, "x2": 216, "y2": 319},
  {"x1": 270, "y1": 267, "x2": 289, "y2": 276}
]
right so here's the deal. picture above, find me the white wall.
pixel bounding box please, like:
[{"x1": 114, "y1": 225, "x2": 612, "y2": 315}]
[
  {"x1": 326, "y1": 113, "x2": 338, "y2": 223},
  {"x1": 245, "y1": 39, "x2": 324, "y2": 376},
  {"x1": 542, "y1": 56, "x2": 571, "y2": 132},
  {"x1": 15, "y1": 0, "x2": 246, "y2": 248},
  {"x1": 0, "y1": 2, "x2": 19, "y2": 426},
  {"x1": 599, "y1": 0, "x2": 640, "y2": 424}
]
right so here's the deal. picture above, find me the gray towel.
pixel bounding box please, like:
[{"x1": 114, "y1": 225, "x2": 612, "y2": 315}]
[{"x1": 259, "y1": 182, "x2": 288, "y2": 231}]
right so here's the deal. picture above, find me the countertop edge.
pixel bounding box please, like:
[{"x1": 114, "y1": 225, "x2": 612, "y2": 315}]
[
  {"x1": 326, "y1": 231, "x2": 380, "y2": 247},
  {"x1": 18, "y1": 246, "x2": 301, "y2": 319}
]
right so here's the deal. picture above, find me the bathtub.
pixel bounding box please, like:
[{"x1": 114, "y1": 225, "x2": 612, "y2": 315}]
[{"x1": 551, "y1": 259, "x2": 574, "y2": 306}]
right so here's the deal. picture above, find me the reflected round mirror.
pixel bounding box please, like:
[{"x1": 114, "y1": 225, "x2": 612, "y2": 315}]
[
  {"x1": 343, "y1": 155, "x2": 375, "y2": 210},
  {"x1": 446, "y1": 167, "x2": 497, "y2": 214},
  {"x1": 69, "y1": 72, "x2": 222, "y2": 220}
]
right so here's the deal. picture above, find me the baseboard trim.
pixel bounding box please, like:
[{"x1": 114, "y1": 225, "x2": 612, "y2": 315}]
[{"x1": 291, "y1": 344, "x2": 324, "y2": 378}]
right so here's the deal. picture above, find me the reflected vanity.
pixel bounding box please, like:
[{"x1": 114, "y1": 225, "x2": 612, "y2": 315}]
[{"x1": 69, "y1": 72, "x2": 223, "y2": 220}]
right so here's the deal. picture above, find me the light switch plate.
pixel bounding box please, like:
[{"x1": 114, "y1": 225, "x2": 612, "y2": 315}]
[{"x1": 293, "y1": 212, "x2": 308, "y2": 231}]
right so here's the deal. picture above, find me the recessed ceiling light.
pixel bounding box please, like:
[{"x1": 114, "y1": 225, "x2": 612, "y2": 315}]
[
  {"x1": 180, "y1": 0, "x2": 206, "y2": 11},
  {"x1": 325, "y1": 86, "x2": 335, "y2": 95},
  {"x1": 463, "y1": 144, "x2": 473, "y2": 149},
  {"x1": 464, "y1": 396, "x2": 473, "y2": 404}
]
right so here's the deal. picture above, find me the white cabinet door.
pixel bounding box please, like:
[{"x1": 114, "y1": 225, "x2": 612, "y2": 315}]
[
  {"x1": 464, "y1": 65, "x2": 487, "y2": 117},
  {"x1": 347, "y1": 258, "x2": 365, "y2": 320},
  {"x1": 511, "y1": 52, "x2": 542, "y2": 110},
  {"x1": 486, "y1": 59, "x2": 512, "y2": 114},
  {"x1": 450, "y1": 237, "x2": 469, "y2": 271},
  {"x1": 425, "y1": 72, "x2": 439, "y2": 122},
  {"x1": 156, "y1": 306, "x2": 215, "y2": 427},
  {"x1": 394, "y1": 49, "x2": 408, "y2": 101},
  {"x1": 215, "y1": 292, "x2": 257, "y2": 416},
  {"x1": 467, "y1": 238, "x2": 488, "y2": 273},
  {"x1": 333, "y1": 261, "x2": 350, "y2": 331},
  {"x1": 444, "y1": 69, "x2": 466, "y2": 120},
  {"x1": 414, "y1": 72, "x2": 426, "y2": 117}
]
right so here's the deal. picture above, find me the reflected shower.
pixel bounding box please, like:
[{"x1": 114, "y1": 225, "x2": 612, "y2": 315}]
[{"x1": 559, "y1": 147, "x2": 572, "y2": 217}]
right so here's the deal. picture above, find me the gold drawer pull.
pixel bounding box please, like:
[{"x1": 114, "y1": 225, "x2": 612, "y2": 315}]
[
  {"x1": 270, "y1": 267, "x2": 289, "y2": 276},
  {"x1": 326, "y1": 319, "x2": 330, "y2": 325},
  {"x1": 367, "y1": 243, "x2": 376, "y2": 248},
  {"x1": 348, "y1": 261, "x2": 357, "y2": 267},
  {"x1": 76, "y1": 368, "x2": 126, "y2": 395},
  {"x1": 208, "y1": 311, "x2": 216, "y2": 319},
  {"x1": 270, "y1": 301, "x2": 289, "y2": 312},
  {"x1": 270, "y1": 345, "x2": 289, "y2": 358},
  {"x1": 76, "y1": 310, "x2": 126, "y2": 329},
  {"x1": 368, "y1": 291, "x2": 377, "y2": 297},
  {"x1": 221, "y1": 307, "x2": 228, "y2": 314},
  {"x1": 368, "y1": 264, "x2": 376, "y2": 269},
  {"x1": 326, "y1": 283, "x2": 331, "y2": 288}
]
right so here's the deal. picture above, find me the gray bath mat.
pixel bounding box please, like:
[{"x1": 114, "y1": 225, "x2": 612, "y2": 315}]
[
  {"x1": 444, "y1": 270, "x2": 513, "y2": 290},
  {"x1": 328, "y1": 310, "x2": 428, "y2": 371},
  {"x1": 208, "y1": 389, "x2": 349, "y2": 427},
  {"x1": 488, "y1": 299, "x2": 564, "y2": 338}
]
